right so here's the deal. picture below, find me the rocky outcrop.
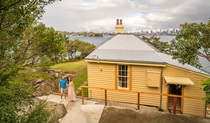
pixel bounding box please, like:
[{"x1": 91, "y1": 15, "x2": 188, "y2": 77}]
[
  {"x1": 32, "y1": 69, "x2": 78, "y2": 97},
  {"x1": 46, "y1": 101, "x2": 67, "y2": 120},
  {"x1": 32, "y1": 98, "x2": 67, "y2": 123},
  {"x1": 47, "y1": 69, "x2": 61, "y2": 78},
  {"x1": 33, "y1": 79, "x2": 58, "y2": 97}
]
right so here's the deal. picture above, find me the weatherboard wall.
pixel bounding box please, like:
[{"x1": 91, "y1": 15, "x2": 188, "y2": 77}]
[
  {"x1": 87, "y1": 62, "x2": 162, "y2": 107},
  {"x1": 162, "y1": 65, "x2": 208, "y2": 116},
  {"x1": 87, "y1": 61, "x2": 209, "y2": 116}
]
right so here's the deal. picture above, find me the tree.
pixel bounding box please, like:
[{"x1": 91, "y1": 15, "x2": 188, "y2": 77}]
[
  {"x1": 143, "y1": 36, "x2": 170, "y2": 54},
  {"x1": 0, "y1": 79, "x2": 56, "y2": 123},
  {"x1": 66, "y1": 39, "x2": 80, "y2": 60},
  {"x1": 170, "y1": 20, "x2": 210, "y2": 68},
  {"x1": 170, "y1": 20, "x2": 210, "y2": 103},
  {"x1": 21, "y1": 23, "x2": 67, "y2": 67},
  {"x1": 0, "y1": 0, "x2": 60, "y2": 122},
  {"x1": 0, "y1": 0, "x2": 58, "y2": 84},
  {"x1": 66, "y1": 39, "x2": 96, "y2": 60},
  {"x1": 78, "y1": 41, "x2": 96, "y2": 59}
]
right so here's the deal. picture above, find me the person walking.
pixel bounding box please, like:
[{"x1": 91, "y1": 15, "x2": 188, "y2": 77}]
[
  {"x1": 67, "y1": 76, "x2": 76, "y2": 102},
  {"x1": 59, "y1": 75, "x2": 67, "y2": 102}
]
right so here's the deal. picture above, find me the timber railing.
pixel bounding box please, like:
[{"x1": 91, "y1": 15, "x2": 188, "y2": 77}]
[{"x1": 81, "y1": 86, "x2": 202, "y2": 114}]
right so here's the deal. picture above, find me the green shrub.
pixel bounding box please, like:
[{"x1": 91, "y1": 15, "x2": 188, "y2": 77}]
[
  {"x1": 0, "y1": 79, "x2": 56, "y2": 123},
  {"x1": 0, "y1": 79, "x2": 34, "y2": 122},
  {"x1": 77, "y1": 83, "x2": 88, "y2": 97},
  {"x1": 201, "y1": 78, "x2": 210, "y2": 103},
  {"x1": 23, "y1": 101, "x2": 57, "y2": 123}
]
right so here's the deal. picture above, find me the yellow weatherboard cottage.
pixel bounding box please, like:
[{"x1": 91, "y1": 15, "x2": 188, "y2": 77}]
[{"x1": 85, "y1": 20, "x2": 210, "y2": 116}]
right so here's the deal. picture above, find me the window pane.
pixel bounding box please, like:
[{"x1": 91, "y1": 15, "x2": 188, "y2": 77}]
[
  {"x1": 119, "y1": 71, "x2": 121, "y2": 76},
  {"x1": 122, "y1": 77, "x2": 127, "y2": 82},
  {"x1": 122, "y1": 65, "x2": 125, "y2": 70},
  {"x1": 122, "y1": 77, "x2": 124, "y2": 81},
  {"x1": 118, "y1": 82, "x2": 122, "y2": 87},
  {"x1": 119, "y1": 77, "x2": 122, "y2": 81},
  {"x1": 122, "y1": 71, "x2": 125, "y2": 76},
  {"x1": 122, "y1": 82, "x2": 127, "y2": 87}
]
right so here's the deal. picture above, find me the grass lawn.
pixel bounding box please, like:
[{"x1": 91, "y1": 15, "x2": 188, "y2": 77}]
[
  {"x1": 52, "y1": 60, "x2": 88, "y2": 95},
  {"x1": 77, "y1": 83, "x2": 88, "y2": 97},
  {"x1": 51, "y1": 60, "x2": 87, "y2": 73},
  {"x1": 74, "y1": 70, "x2": 87, "y2": 90}
]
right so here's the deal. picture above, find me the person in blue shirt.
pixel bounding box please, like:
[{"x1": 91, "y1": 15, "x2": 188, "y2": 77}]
[{"x1": 59, "y1": 75, "x2": 67, "y2": 102}]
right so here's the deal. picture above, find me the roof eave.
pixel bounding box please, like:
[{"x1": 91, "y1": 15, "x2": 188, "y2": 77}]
[{"x1": 85, "y1": 58, "x2": 167, "y2": 67}]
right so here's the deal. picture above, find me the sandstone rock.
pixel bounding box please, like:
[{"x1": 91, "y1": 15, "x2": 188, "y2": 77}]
[
  {"x1": 31, "y1": 69, "x2": 78, "y2": 97},
  {"x1": 46, "y1": 101, "x2": 67, "y2": 119},
  {"x1": 56, "y1": 70, "x2": 61, "y2": 73},
  {"x1": 55, "y1": 72, "x2": 59, "y2": 78},
  {"x1": 33, "y1": 79, "x2": 43, "y2": 85}
]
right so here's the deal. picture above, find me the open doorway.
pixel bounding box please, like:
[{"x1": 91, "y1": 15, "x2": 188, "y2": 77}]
[{"x1": 168, "y1": 84, "x2": 182, "y2": 113}]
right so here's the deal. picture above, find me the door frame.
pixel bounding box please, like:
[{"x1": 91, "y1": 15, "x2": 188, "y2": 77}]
[{"x1": 166, "y1": 84, "x2": 184, "y2": 112}]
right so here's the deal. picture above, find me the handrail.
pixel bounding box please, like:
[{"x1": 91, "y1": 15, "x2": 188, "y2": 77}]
[{"x1": 81, "y1": 86, "x2": 203, "y2": 114}]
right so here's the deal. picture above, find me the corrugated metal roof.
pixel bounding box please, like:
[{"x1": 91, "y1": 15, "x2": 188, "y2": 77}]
[
  {"x1": 158, "y1": 53, "x2": 209, "y2": 75},
  {"x1": 86, "y1": 34, "x2": 209, "y2": 76},
  {"x1": 98, "y1": 35, "x2": 155, "y2": 51},
  {"x1": 86, "y1": 49, "x2": 165, "y2": 63}
]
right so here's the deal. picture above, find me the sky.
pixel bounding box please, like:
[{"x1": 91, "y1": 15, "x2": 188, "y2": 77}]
[{"x1": 41, "y1": 0, "x2": 210, "y2": 32}]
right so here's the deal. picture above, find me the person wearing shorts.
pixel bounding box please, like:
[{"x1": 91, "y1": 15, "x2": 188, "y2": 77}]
[{"x1": 59, "y1": 75, "x2": 67, "y2": 102}]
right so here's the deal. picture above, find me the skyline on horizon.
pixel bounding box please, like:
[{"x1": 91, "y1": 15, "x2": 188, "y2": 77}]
[{"x1": 41, "y1": 0, "x2": 210, "y2": 32}]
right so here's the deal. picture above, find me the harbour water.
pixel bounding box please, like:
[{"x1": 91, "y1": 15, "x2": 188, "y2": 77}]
[
  {"x1": 69, "y1": 35, "x2": 112, "y2": 46},
  {"x1": 69, "y1": 35, "x2": 210, "y2": 74}
]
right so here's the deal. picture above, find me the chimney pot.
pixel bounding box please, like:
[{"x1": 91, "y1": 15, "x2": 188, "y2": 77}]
[
  {"x1": 120, "y1": 19, "x2": 122, "y2": 25},
  {"x1": 116, "y1": 19, "x2": 119, "y2": 25}
]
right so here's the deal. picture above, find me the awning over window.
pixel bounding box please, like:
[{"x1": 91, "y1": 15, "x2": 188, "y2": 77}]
[{"x1": 164, "y1": 76, "x2": 194, "y2": 85}]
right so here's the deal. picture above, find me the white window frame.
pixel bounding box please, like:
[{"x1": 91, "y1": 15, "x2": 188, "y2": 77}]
[{"x1": 118, "y1": 65, "x2": 129, "y2": 89}]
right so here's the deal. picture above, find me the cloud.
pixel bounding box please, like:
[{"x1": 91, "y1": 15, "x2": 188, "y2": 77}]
[{"x1": 41, "y1": 0, "x2": 210, "y2": 32}]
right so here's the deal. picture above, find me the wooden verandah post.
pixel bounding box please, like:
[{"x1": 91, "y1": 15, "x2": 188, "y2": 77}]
[
  {"x1": 105, "y1": 89, "x2": 107, "y2": 105},
  {"x1": 173, "y1": 97, "x2": 177, "y2": 114},
  {"x1": 137, "y1": 92, "x2": 140, "y2": 110},
  {"x1": 82, "y1": 87, "x2": 84, "y2": 105}
]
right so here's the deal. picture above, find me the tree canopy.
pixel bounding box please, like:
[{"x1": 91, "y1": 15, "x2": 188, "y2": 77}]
[
  {"x1": 0, "y1": 0, "x2": 64, "y2": 84},
  {"x1": 0, "y1": 1, "x2": 60, "y2": 122},
  {"x1": 143, "y1": 36, "x2": 170, "y2": 54},
  {"x1": 21, "y1": 23, "x2": 67, "y2": 66},
  {"x1": 170, "y1": 20, "x2": 210, "y2": 68},
  {"x1": 66, "y1": 39, "x2": 96, "y2": 60},
  {"x1": 170, "y1": 20, "x2": 210, "y2": 103}
]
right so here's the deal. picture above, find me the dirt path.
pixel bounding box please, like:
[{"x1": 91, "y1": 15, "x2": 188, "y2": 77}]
[{"x1": 99, "y1": 106, "x2": 209, "y2": 123}]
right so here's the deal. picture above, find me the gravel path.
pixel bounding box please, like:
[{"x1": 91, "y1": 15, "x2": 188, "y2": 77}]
[
  {"x1": 87, "y1": 99, "x2": 210, "y2": 123},
  {"x1": 99, "y1": 106, "x2": 209, "y2": 123}
]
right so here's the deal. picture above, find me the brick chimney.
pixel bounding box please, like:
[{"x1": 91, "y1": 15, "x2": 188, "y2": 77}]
[{"x1": 115, "y1": 19, "x2": 124, "y2": 33}]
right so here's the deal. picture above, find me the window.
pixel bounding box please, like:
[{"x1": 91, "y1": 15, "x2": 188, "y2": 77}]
[{"x1": 118, "y1": 65, "x2": 129, "y2": 88}]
